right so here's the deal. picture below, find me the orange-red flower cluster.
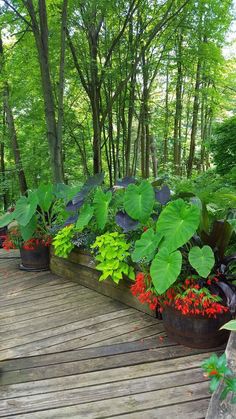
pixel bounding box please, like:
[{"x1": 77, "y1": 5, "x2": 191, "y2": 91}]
[
  {"x1": 157, "y1": 277, "x2": 229, "y2": 318},
  {"x1": 23, "y1": 237, "x2": 52, "y2": 250},
  {"x1": 131, "y1": 274, "x2": 229, "y2": 319},
  {"x1": 131, "y1": 272, "x2": 158, "y2": 310},
  {"x1": 2, "y1": 231, "x2": 52, "y2": 251},
  {"x1": 2, "y1": 237, "x2": 16, "y2": 251}
]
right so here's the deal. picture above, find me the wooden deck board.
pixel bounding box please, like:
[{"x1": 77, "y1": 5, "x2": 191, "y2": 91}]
[{"x1": 0, "y1": 250, "x2": 218, "y2": 418}]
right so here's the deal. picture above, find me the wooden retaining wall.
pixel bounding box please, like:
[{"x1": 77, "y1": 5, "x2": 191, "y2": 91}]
[{"x1": 50, "y1": 248, "x2": 156, "y2": 317}]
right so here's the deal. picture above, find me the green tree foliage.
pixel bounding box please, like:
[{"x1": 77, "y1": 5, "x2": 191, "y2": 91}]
[
  {"x1": 212, "y1": 116, "x2": 236, "y2": 175},
  {"x1": 0, "y1": 0, "x2": 235, "y2": 208}
]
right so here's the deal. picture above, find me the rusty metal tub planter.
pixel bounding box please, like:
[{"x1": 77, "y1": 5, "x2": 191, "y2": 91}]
[
  {"x1": 20, "y1": 244, "x2": 50, "y2": 271},
  {"x1": 162, "y1": 305, "x2": 231, "y2": 349}
]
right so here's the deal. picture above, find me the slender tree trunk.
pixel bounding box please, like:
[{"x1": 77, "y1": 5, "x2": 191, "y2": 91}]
[
  {"x1": 0, "y1": 110, "x2": 7, "y2": 210},
  {"x1": 187, "y1": 59, "x2": 201, "y2": 177},
  {"x1": 3, "y1": 86, "x2": 28, "y2": 195},
  {"x1": 150, "y1": 135, "x2": 158, "y2": 178},
  {"x1": 163, "y1": 60, "x2": 169, "y2": 168},
  {"x1": 25, "y1": 0, "x2": 64, "y2": 183},
  {"x1": 173, "y1": 32, "x2": 183, "y2": 174},
  {"x1": 57, "y1": 0, "x2": 68, "y2": 161}
]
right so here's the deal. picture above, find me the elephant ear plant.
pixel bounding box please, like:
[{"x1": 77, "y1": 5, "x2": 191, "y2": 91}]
[
  {"x1": 131, "y1": 197, "x2": 236, "y2": 317},
  {"x1": 0, "y1": 183, "x2": 72, "y2": 251}
]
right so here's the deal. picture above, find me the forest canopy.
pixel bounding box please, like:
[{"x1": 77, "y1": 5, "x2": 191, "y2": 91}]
[{"x1": 0, "y1": 0, "x2": 236, "y2": 207}]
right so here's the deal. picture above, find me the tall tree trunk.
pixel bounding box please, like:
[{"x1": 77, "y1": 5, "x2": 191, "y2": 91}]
[
  {"x1": 0, "y1": 34, "x2": 27, "y2": 195},
  {"x1": 25, "y1": 0, "x2": 64, "y2": 183},
  {"x1": 0, "y1": 110, "x2": 7, "y2": 210},
  {"x1": 187, "y1": 59, "x2": 201, "y2": 177},
  {"x1": 88, "y1": 25, "x2": 102, "y2": 175},
  {"x1": 150, "y1": 135, "x2": 158, "y2": 178},
  {"x1": 163, "y1": 60, "x2": 169, "y2": 168},
  {"x1": 173, "y1": 32, "x2": 183, "y2": 174},
  {"x1": 3, "y1": 86, "x2": 28, "y2": 195},
  {"x1": 57, "y1": 0, "x2": 68, "y2": 164}
]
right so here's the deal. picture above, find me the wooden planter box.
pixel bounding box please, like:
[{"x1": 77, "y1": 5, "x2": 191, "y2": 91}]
[{"x1": 50, "y1": 247, "x2": 156, "y2": 317}]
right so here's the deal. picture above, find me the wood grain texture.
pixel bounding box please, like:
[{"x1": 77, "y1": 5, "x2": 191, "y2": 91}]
[{"x1": 0, "y1": 249, "x2": 219, "y2": 418}]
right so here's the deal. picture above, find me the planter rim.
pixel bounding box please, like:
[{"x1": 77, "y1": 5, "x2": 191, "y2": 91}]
[{"x1": 162, "y1": 304, "x2": 230, "y2": 321}]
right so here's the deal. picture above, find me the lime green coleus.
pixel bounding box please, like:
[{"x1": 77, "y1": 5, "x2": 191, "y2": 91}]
[
  {"x1": 91, "y1": 232, "x2": 134, "y2": 284},
  {"x1": 53, "y1": 225, "x2": 75, "y2": 258}
]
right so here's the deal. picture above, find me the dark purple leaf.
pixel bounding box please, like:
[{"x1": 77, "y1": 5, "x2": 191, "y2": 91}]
[
  {"x1": 201, "y1": 220, "x2": 233, "y2": 260},
  {"x1": 72, "y1": 173, "x2": 105, "y2": 205},
  {"x1": 115, "y1": 177, "x2": 136, "y2": 187},
  {"x1": 115, "y1": 211, "x2": 139, "y2": 232},
  {"x1": 151, "y1": 213, "x2": 159, "y2": 222},
  {"x1": 85, "y1": 172, "x2": 105, "y2": 188},
  {"x1": 66, "y1": 198, "x2": 84, "y2": 212},
  {"x1": 64, "y1": 213, "x2": 78, "y2": 226},
  {"x1": 155, "y1": 185, "x2": 170, "y2": 205},
  {"x1": 216, "y1": 281, "x2": 236, "y2": 314}
]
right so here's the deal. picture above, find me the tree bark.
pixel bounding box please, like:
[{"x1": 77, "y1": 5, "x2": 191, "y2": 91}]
[
  {"x1": 57, "y1": 0, "x2": 68, "y2": 165},
  {"x1": 187, "y1": 58, "x2": 201, "y2": 177},
  {"x1": 0, "y1": 111, "x2": 8, "y2": 210},
  {"x1": 3, "y1": 86, "x2": 28, "y2": 195},
  {"x1": 173, "y1": 32, "x2": 183, "y2": 174},
  {"x1": 24, "y1": 0, "x2": 64, "y2": 183}
]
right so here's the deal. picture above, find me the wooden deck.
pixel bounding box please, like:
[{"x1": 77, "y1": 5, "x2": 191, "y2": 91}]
[{"x1": 0, "y1": 251, "x2": 220, "y2": 418}]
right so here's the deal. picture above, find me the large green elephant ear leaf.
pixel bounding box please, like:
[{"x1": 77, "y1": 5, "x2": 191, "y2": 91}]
[
  {"x1": 0, "y1": 212, "x2": 14, "y2": 228},
  {"x1": 76, "y1": 204, "x2": 94, "y2": 232},
  {"x1": 93, "y1": 188, "x2": 112, "y2": 230},
  {"x1": 20, "y1": 215, "x2": 37, "y2": 241},
  {"x1": 156, "y1": 198, "x2": 200, "y2": 252},
  {"x1": 188, "y1": 245, "x2": 215, "y2": 278},
  {"x1": 150, "y1": 248, "x2": 182, "y2": 295},
  {"x1": 37, "y1": 183, "x2": 54, "y2": 212},
  {"x1": 14, "y1": 192, "x2": 39, "y2": 227},
  {"x1": 132, "y1": 228, "x2": 163, "y2": 263},
  {"x1": 124, "y1": 180, "x2": 154, "y2": 223}
]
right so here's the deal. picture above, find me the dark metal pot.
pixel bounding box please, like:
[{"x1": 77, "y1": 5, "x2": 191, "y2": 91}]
[
  {"x1": 20, "y1": 245, "x2": 50, "y2": 271},
  {"x1": 162, "y1": 306, "x2": 231, "y2": 348}
]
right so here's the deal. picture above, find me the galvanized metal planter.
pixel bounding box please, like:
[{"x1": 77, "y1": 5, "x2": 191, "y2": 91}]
[{"x1": 162, "y1": 306, "x2": 231, "y2": 349}]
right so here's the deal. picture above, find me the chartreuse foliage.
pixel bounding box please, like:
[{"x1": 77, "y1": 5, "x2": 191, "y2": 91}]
[
  {"x1": 53, "y1": 225, "x2": 75, "y2": 258},
  {"x1": 91, "y1": 232, "x2": 134, "y2": 284},
  {"x1": 202, "y1": 353, "x2": 236, "y2": 404}
]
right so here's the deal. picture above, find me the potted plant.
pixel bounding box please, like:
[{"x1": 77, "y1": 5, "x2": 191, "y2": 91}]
[
  {"x1": 0, "y1": 183, "x2": 74, "y2": 271},
  {"x1": 3, "y1": 228, "x2": 52, "y2": 270},
  {"x1": 130, "y1": 198, "x2": 236, "y2": 348}
]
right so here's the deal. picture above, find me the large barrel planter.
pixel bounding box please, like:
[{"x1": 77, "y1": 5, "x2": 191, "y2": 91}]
[
  {"x1": 162, "y1": 306, "x2": 231, "y2": 348},
  {"x1": 20, "y1": 245, "x2": 50, "y2": 271}
]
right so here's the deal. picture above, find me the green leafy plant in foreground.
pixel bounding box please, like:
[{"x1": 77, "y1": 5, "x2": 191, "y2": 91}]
[
  {"x1": 53, "y1": 225, "x2": 75, "y2": 258},
  {"x1": 202, "y1": 353, "x2": 236, "y2": 403},
  {"x1": 91, "y1": 232, "x2": 135, "y2": 284}
]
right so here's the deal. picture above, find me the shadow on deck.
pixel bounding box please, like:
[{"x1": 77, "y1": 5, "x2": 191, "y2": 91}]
[{"x1": 0, "y1": 250, "x2": 220, "y2": 418}]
